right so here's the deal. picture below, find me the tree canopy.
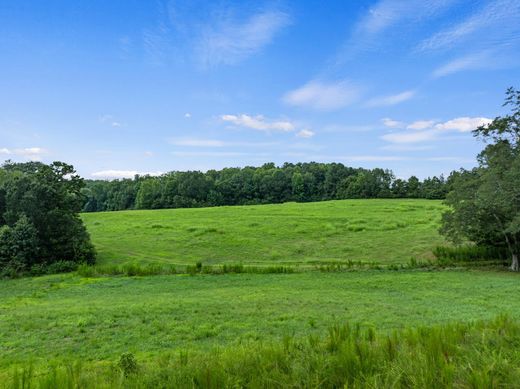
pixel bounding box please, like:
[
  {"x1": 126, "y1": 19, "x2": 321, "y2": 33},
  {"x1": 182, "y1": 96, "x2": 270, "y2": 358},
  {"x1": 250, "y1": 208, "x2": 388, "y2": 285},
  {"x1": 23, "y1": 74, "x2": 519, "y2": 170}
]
[
  {"x1": 82, "y1": 163, "x2": 449, "y2": 212},
  {"x1": 0, "y1": 161, "x2": 96, "y2": 276},
  {"x1": 441, "y1": 87, "x2": 520, "y2": 270}
]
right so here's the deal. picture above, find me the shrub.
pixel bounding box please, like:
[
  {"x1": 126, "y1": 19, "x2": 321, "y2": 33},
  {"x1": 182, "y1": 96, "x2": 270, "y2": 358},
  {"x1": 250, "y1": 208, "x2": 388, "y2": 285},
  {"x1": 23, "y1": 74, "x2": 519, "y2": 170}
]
[{"x1": 118, "y1": 353, "x2": 138, "y2": 377}]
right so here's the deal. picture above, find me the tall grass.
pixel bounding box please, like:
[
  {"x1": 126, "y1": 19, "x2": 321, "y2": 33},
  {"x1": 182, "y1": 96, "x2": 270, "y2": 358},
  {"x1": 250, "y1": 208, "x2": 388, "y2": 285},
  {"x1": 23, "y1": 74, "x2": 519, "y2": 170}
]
[
  {"x1": 77, "y1": 262, "x2": 295, "y2": 277},
  {"x1": 8, "y1": 315, "x2": 520, "y2": 388},
  {"x1": 433, "y1": 245, "x2": 510, "y2": 264}
]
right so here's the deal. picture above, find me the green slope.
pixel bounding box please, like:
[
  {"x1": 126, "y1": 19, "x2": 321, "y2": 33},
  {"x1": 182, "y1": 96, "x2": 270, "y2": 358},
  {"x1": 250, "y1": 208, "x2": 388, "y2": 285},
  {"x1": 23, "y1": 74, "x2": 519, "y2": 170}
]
[{"x1": 81, "y1": 199, "x2": 446, "y2": 266}]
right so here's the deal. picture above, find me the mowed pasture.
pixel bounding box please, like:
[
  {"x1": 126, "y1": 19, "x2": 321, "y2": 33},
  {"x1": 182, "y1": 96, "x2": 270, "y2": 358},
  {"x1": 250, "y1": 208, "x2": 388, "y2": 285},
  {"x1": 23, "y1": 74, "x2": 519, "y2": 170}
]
[
  {"x1": 2, "y1": 270, "x2": 520, "y2": 375},
  {"x1": 81, "y1": 199, "x2": 446, "y2": 266}
]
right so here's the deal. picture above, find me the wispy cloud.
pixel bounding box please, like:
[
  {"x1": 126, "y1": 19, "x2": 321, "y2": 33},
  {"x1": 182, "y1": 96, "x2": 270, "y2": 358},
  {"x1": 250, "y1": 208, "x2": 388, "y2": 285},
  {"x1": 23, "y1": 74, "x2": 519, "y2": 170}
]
[
  {"x1": 333, "y1": 0, "x2": 456, "y2": 64},
  {"x1": 406, "y1": 120, "x2": 436, "y2": 130},
  {"x1": 172, "y1": 151, "x2": 270, "y2": 158},
  {"x1": 170, "y1": 137, "x2": 278, "y2": 148},
  {"x1": 382, "y1": 130, "x2": 438, "y2": 144},
  {"x1": 365, "y1": 90, "x2": 415, "y2": 108},
  {"x1": 221, "y1": 114, "x2": 294, "y2": 132},
  {"x1": 283, "y1": 80, "x2": 362, "y2": 111},
  {"x1": 0, "y1": 147, "x2": 47, "y2": 161},
  {"x1": 356, "y1": 0, "x2": 456, "y2": 36},
  {"x1": 91, "y1": 170, "x2": 164, "y2": 179},
  {"x1": 432, "y1": 51, "x2": 491, "y2": 78},
  {"x1": 196, "y1": 9, "x2": 291, "y2": 68},
  {"x1": 380, "y1": 144, "x2": 434, "y2": 151},
  {"x1": 381, "y1": 116, "x2": 492, "y2": 144},
  {"x1": 171, "y1": 138, "x2": 227, "y2": 147},
  {"x1": 296, "y1": 129, "x2": 315, "y2": 138},
  {"x1": 418, "y1": 0, "x2": 520, "y2": 52},
  {"x1": 382, "y1": 118, "x2": 404, "y2": 128},
  {"x1": 100, "y1": 114, "x2": 123, "y2": 128}
]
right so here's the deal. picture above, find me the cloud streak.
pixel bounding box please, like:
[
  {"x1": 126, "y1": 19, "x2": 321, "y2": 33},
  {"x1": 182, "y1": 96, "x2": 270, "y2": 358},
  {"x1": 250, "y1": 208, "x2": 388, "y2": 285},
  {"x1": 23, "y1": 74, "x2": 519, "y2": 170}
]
[
  {"x1": 196, "y1": 9, "x2": 291, "y2": 67},
  {"x1": 418, "y1": 0, "x2": 520, "y2": 52},
  {"x1": 283, "y1": 80, "x2": 362, "y2": 111},
  {"x1": 221, "y1": 114, "x2": 294, "y2": 132},
  {"x1": 366, "y1": 90, "x2": 415, "y2": 107}
]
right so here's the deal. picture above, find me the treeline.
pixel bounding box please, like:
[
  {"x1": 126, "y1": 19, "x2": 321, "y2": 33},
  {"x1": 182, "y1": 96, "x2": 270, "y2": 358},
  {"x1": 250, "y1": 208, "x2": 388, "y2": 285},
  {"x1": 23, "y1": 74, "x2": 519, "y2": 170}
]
[{"x1": 83, "y1": 162, "x2": 452, "y2": 212}]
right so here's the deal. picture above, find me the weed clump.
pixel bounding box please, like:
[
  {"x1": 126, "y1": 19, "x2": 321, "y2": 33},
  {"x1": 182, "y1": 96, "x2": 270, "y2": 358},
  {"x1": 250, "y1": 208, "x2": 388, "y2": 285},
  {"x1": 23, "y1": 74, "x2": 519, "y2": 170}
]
[{"x1": 118, "y1": 352, "x2": 138, "y2": 377}]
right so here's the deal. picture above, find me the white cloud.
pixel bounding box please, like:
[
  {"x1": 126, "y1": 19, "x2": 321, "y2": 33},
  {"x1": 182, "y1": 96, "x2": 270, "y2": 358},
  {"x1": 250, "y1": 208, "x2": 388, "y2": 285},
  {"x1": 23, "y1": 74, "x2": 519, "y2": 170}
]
[
  {"x1": 221, "y1": 114, "x2": 294, "y2": 132},
  {"x1": 313, "y1": 154, "x2": 406, "y2": 162},
  {"x1": 184, "y1": 113, "x2": 191, "y2": 118},
  {"x1": 171, "y1": 138, "x2": 227, "y2": 147},
  {"x1": 341, "y1": 155, "x2": 405, "y2": 162},
  {"x1": 382, "y1": 118, "x2": 404, "y2": 128},
  {"x1": 172, "y1": 151, "x2": 267, "y2": 158},
  {"x1": 407, "y1": 120, "x2": 435, "y2": 130},
  {"x1": 196, "y1": 10, "x2": 291, "y2": 67},
  {"x1": 296, "y1": 129, "x2": 315, "y2": 138},
  {"x1": 382, "y1": 130, "x2": 438, "y2": 144},
  {"x1": 381, "y1": 116, "x2": 492, "y2": 144},
  {"x1": 434, "y1": 117, "x2": 492, "y2": 132},
  {"x1": 100, "y1": 114, "x2": 123, "y2": 128},
  {"x1": 380, "y1": 144, "x2": 434, "y2": 151},
  {"x1": 0, "y1": 147, "x2": 47, "y2": 161},
  {"x1": 91, "y1": 170, "x2": 163, "y2": 179},
  {"x1": 283, "y1": 80, "x2": 361, "y2": 111},
  {"x1": 366, "y1": 90, "x2": 415, "y2": 107}
]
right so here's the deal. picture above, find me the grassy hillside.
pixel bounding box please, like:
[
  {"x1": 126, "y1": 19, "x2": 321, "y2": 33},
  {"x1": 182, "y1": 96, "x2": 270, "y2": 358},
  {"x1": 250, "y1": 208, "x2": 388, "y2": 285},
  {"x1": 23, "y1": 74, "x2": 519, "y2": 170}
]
[
  {"x1": 8, "y1": 198, "x2": 518, "y2": 387},
  {"x1": 81, "y1": 199, "x2": 446, "y2": 266}
]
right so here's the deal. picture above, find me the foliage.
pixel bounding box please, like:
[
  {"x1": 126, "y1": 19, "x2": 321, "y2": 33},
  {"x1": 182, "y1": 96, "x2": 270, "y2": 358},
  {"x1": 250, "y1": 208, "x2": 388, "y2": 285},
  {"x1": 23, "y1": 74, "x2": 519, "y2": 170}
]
[
  {"x1": 82, "y1": 162, "x2": 449, "y2": 212},
  {"x1": 6, "y1": 315, "x2": 520, "y2": 388},
  {"x1": 441, "y1": 88, "x2": 520, "y2": 270},
  {"x1": 0, "y1": 161, "x2": 96, "y2": 276}
]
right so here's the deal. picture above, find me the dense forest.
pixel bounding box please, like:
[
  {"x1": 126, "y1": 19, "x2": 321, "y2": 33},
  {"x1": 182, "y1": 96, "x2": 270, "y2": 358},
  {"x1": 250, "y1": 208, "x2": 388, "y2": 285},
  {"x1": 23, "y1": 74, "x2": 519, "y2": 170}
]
[{"x1": 82, "y1": 163, "x2": 453, "y2": 212}]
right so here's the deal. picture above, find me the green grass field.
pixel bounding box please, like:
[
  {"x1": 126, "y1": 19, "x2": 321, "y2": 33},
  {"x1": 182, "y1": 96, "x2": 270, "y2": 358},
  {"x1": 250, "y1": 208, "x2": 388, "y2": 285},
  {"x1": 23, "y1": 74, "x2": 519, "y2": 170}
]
[
  {"x1": 3, "y1": 199, "x2": 520, "y2": 387},
  {"x1": 81, "y1": 199, "x2": 446, "y2": 266},
  {"x1": 2, "y1": 270, "x2": 520, "y2": 370}
]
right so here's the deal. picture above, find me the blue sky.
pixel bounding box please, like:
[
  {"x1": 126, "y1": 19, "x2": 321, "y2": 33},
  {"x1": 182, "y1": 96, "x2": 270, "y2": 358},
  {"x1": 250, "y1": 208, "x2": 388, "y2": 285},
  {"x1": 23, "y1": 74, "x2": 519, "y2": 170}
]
[{"x1": 1, "y1": 0, "x2": 519, "y2": 179}]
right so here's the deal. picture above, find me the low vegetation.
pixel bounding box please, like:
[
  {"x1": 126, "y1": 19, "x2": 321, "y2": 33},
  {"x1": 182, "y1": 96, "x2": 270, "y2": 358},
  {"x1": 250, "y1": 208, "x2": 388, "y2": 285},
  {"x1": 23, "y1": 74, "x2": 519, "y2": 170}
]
[
  {"x1": 81, "y1": 199, "x2": 446, "y2": 267},
  {"x1": 2, "y1": 270, "x2": 520, "y2": 382},
  {"x1": 7, "y1": 314, "x2": 520, "y2": 388}
]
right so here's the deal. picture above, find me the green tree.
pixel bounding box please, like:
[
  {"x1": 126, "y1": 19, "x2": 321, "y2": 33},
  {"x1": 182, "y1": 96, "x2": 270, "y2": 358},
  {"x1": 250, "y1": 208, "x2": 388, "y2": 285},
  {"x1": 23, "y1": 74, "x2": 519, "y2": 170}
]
[
  {"x1": 0, "y1": 161, "x2": 96, "y2": 275},
  {"x1": 441, "y1": 88, "x2": 520, "y2": 270}
]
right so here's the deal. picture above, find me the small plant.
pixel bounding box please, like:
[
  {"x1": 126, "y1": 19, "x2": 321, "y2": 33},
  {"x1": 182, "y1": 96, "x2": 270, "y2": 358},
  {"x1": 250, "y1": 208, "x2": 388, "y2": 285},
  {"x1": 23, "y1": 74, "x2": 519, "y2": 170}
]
[{"x1": 118, "y1": 352, "x2": 138, "y2": 377}]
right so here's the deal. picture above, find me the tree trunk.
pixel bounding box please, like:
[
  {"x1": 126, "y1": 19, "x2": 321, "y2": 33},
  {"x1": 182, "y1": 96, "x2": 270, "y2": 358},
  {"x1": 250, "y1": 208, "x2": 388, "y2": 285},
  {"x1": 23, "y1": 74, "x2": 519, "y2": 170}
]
[{"x1": 511, "y1": 254, "x2": 519, "y2": 272}]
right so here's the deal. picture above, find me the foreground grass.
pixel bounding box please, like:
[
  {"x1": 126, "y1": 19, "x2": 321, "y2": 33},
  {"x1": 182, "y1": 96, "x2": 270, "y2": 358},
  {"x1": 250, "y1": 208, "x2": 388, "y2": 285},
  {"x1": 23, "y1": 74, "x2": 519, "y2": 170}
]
[
  {"x1": 81, "y1": 199, "x2": 445, "y2": 266},
  {"x1": 2, "y1": 270, "x2": 520, "y2": 377},
  {"x1": 6, "y1": 315, "x2": 520, "y2": 388}
]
